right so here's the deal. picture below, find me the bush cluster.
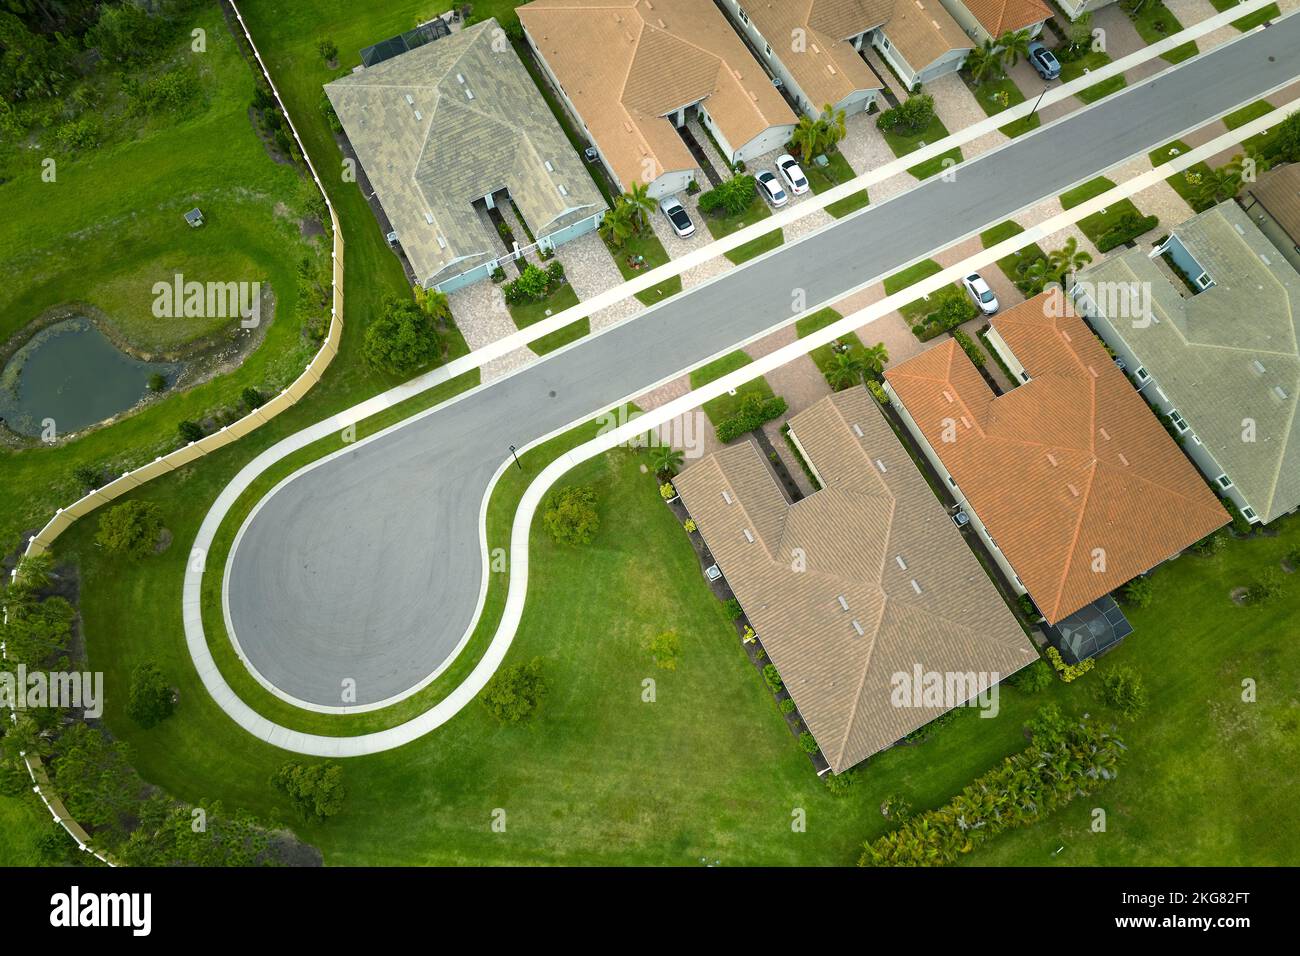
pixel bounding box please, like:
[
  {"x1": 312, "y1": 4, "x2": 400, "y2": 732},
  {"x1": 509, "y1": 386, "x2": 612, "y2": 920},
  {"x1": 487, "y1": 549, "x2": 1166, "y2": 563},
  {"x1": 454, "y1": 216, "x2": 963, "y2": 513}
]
[{"x1": 715, "y1": 393, "x2": 788, "y2": 443}]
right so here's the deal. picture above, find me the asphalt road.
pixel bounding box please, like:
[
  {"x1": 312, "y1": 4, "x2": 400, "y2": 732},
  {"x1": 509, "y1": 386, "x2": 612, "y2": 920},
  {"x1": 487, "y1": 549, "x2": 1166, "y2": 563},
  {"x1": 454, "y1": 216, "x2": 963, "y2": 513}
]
[{"x1": 227, "y1": 20, "x2": 1300, "y2": 707}]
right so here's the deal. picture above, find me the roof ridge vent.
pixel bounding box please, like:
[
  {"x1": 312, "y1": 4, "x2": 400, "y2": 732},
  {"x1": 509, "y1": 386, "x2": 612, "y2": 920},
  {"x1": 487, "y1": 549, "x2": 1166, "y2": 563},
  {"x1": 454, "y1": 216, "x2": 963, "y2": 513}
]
[
  {"x1": 852, "y1": 423, "x2": 864, "y2": 437},
  {"x1": 1046, "y1": 452, "x2": 1058, "y2": 466},
  {"x1": 722, "y1": 490, "x2": 733, "y2": 504},
  {"x1": 1118, "y1": 452, "x2": 1130, "y2": 466},
  {"x1": 910, "y1": 579, "x2": 922, "y2": 594},
  {"x1": 837, "y1": 595, "x2": 849, "y2": 610},
  {"x1": 851, "y1": 619, "x2": 864, "y2": 636},
  {"x1": 875, "y1": 458, "x2": 887, "y2": 472},
  {"x1": 1067, "y1": 482, "x2": 1080, "y2": 497},
  {"x1": 895, "y1": 555, "x2": 907, "y2": 570},
  {"x1": 742, "y1": 528, "x2": 755, "y2": 543},
  {"x1": 1099, "y1": 427, "x2": 1110, "y2": 440}
]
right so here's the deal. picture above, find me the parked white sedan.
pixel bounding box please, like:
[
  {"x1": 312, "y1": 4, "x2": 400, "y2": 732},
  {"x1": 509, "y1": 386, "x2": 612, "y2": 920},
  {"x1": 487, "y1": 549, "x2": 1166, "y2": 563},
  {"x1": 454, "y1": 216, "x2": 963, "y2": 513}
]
[
  {"x1": 775, "y1": 154, "x2": 809, "y2": 195},
  {"x1": 659, "y1": 195, "x2": 695, "y2": 239},
  {"x1": 962, "y1": 273, "x2": 999, "y2": 315},
  {"x1": 755, "y1": 169, "x2": 788, "y2": 207}
]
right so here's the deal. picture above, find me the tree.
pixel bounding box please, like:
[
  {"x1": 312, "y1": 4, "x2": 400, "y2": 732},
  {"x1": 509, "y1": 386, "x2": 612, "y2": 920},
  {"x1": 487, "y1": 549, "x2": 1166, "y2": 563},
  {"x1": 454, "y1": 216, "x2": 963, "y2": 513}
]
[
  {"x1": 147, "y1": 373, "x2": 165, "y2": 392},
  {"x1": 241, "y1": 387, "x2": 263, "y2": 410},
  {"x1": 272, "y1": 762, "x2": 346, "y2": 822},
  {"x1": 412, "y1": 285, "x2": 452, "y2": 324},
  {"x1": 1274, "y1": 111, "x2": 1300, "y2": 163},
  {"x1": 0, "y1": 595, "x2": 74, "y2": 666},
  {"x1": 72, "y1": 463, "x2": 102, "y2": 491},
  {"x1": 362, "y1": 296, "x2": 442, "y2": 375},
  {"x1": 795, "y1": 103, "x2": 847, "y2": 156},
  {"x1": 481, "y1": 657, "x2": 547, "y2": 723},
  {"x1": 178, "y1": 420, "x2": 204, "y2": 442},
  {"x1": 1245, "y1": 568, "x2": 1284, "y2": 607},
  {"x1": 599, "y1": 199, "x2": 637, "y2": 248},
  {"x1": 964, "y1": 40, "x2": 1002, "y2": 84},
  {"x1": 127, "y1": 661, "x2": 175, "y2": 729},
  {"x1": 697, "y1": 175, "x2": 756, "y2": 217},
  {"x1": 1048, "y1": 236, "x2": 1092, "y2": 279},
  {"x1": 861, "y1": 341, "x2": 890, "y2": 378},
  {"x1": 645, "y1": 630, "x2": 680, "y2": 670},
  {"x1": 623, "y1": 181, "x2": 656, "y2": 231},
  {"x1": 49, "y1": 723, "x2": 139, "y2": 832},
  {"x1": 95, "y1": 500, "x2": 164, "y2": 558},
  {"x1": 316, "y1": 37, "x2": 338, "y2": 63},
  {"x1": 1064, "y1": 12, "x2": 1094, "y2": 53},
  {"x1": 826, "y1": 348, "x2": 869, "y2": 391},
  {"x1": 1122, "y1": 575, "x2": 1156, "y2": 609},
  {"x1": 1097, "y1": 665, "x2": 1147, "y2": 720},
  {"x1": 543, "y1": 485, "x2": 599, "y2": 545},
  {"x1": 877, "y1": 94, "x2": 935, "y2": 135},
  {"x1": 650, "y1": 445, "x2": 684, "y2": 478},
  {"x1": 13, "y1": 551, "x2": 54, "y2": 594},
  {"x1": 996, "y1": 29, "x2": 1032, "y2": 68}
]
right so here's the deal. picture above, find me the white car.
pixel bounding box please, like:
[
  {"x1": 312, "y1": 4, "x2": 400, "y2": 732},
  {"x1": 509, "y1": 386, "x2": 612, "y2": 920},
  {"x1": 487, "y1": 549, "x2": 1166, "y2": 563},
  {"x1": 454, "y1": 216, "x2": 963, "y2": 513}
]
[
  {"x1": 775, "y1": 154, "x2": 809, "y2": 195},
  {"x1": 962, "y1": 273, "x2": 999, "y2": 315},
  {"x1": 659, "y1": 195, "x2": 695, "y2": 239},
  {"x1": 755, "y1": 170, "x2": 788, "y2": 207}
]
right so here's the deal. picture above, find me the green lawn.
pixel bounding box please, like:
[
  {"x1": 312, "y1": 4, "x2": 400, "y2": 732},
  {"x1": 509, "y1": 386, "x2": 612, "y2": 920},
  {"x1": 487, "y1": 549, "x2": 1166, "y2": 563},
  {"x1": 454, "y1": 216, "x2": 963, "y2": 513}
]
[
  {"x1": 965, "y1": 73, "x2": 1041, "y2": 138},
  {"x1": 606, "y1": 228, "x2": 682, "y2": 306},
  {"x1": 1059, "y1": 50, "x2": 1126, "y2": 104},
  {"x1": 1210, "y1": 0, "x2": 1281, "y2": 31},
  {"x1": 1222, "y1": 98, "x2": 1275, "y2": 131},
  {"x1": 1059, "y1": 180, "x2": 1157, "y2": 250},
  {"x1": 803, "y1": 148, "x2": 856, "y2": 194},
  {"x1": 795, "y1": 307, "x2": 865, "y2": 385},
  {"x1": 1151, "y1": 140, "x2": 1215, "y2": 212},
  {"x1": 883, "y1": 259, "x2": 942, "y2": 296},
  {"x1": 1127, "y1": 3, "x2": 1198, "y2": 64},
  {"x1": 688, "y1": 350, "x2": 775, "y2": 425},
  {"x1": 826, "y1": 189, "x2": 871, "y2": 219},
  {"x1": 1060, "y1": 176, "x2": 1116, "y2": 209},
  {"x1": 725, "y1": 228, "x2": 785, "y2": 265},
  {"x1": 0, "y1": 791, "x2": 49, "y2": 866},
  {"x1": 507, "y1": 281, "x2": 589, "y2": 355},
  {"x1": 880, "y1": 114, "x2": 964, "y2": 180},
  {"x1": 0, "y1": 4, "x2": 342, "y2": 553},
  {"x1": 980, "y1": 220, "x2": 1046, "y2": 289},
  {"x1": 701, "y1": 194, "x2": 773, "y2": 241}
]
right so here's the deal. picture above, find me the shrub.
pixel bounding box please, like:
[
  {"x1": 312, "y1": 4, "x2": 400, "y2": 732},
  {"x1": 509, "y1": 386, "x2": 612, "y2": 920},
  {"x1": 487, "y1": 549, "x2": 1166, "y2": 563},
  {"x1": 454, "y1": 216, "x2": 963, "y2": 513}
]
[
  {"x1": 877, "y1": 94, "x2": 935, "y2": 134},
  {"x1": 763, "y1": 663, "x2": 783, "y2": 693},
  {"x1": 779, "y1": 697, "x2": 797, "y2": 715},
  {"x1": 1096, "y1": 211, "x2": 1159, "y2": 252},
  {"x1": 272, "y1": 762, "x2": 345, "y2": 821},
  {"x1": 362, "y1": 297, "x2": 443, "y2": 374},
  {"x1": 126, "y1": 68, "x2": 202, "y2": 117},
  {"x1": 1193, "y1": 531, "x2": 1228, "y2": 557},
  {"x1": 178, "y1": 420, "x2": 204, "y2": 443},
  {"x1": 316, "y1": 38, "x2": 338, "y2": 62},
  {"x1": 73, "y1": 464, "x2": 102, "y2": 491},
  {"x1": 241, "y1": 387, "x2": 264, "y2": 410},
  {"x1": 54, "y1": 116, "x2": 101, "y2": 152},
  {"x1": 543, "y1": 485, "x2": 599, "y2": 545},
  {"x1": 952, "y1": 329, "x2": 985, "y2": 367},
  {"x1": 799, "y1": 732, "x2": 820, "y2": 754},
  {"x1": 1009, "y1": 659, "x2": 1053, "y2": 693},
  {"x1": 95, "y1": 501, "x2": 164, "y2": 558},
  {"x1": 866, "y1": 379, "x2": 889, "y2": 405},
  {"x1": 659, "y1": 481, "x2": 676, "y2": 500},
  {"x1": 126, "y1": 662, "x2": 174, "y2": 729},
  {"x1": 147, "y1": 373, "x2": 166, "y2": 393},
  {"x1": 481, "y1": 658, "x2": 547, "y2": 723},
  {"x1": 645, "y1": 630, "x2": 680, "y2": 670},
  {"x1": 1097, "y1": 665, "x2": 1147, "y2": 720},
  {"x1": 825, "y1": 769, "x2": 857, "y2": 796},
  {"x1": 1122, "y1": 575, "x2": 1156, "y2": 609},
  {"x1": 1017, "y1": 594, "x2": 1039, "y2": 620},
  {"x1": 697, "y1": 175, "x2": 756, "y2": 217},
  {"x1": 1245, "y1": 568, "x2": 1285, "y2": 607},
  {"x1": 503, "y1": 262, "x2": 554, "y2": 304},
  {"x1": 880, "y1": 793, "x2": 913, "y2": 820},
  {"x1": 723, "y1": 597, "x2": 744, "y2": 620},
  {"x1": 1046, "y1": 645, "x2": 1094, "y2": 682},
  {"x1": 683, "y1": 518, "x2": 697, "y2": 533},
  {"x1": 715, "y1": 393, "x2": 788, "y2": 443},
  {"x1": 490, "y1": 266, "x2": 506, "y2": 283}
]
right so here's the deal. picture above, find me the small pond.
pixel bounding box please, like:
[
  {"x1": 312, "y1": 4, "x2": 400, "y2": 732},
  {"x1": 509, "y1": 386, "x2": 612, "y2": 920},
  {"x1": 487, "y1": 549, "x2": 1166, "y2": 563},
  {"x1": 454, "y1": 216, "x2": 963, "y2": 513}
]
[{"x1": 0, "y1": 317, "x2": 183, "y2": 438}]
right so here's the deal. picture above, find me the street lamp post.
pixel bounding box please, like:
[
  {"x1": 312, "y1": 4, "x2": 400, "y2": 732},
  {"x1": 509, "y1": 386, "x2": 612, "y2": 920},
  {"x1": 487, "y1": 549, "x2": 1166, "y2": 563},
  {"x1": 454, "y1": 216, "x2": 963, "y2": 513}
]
[
  {"x1": 509, "y1": 444, "x2": 522, "y2": 471},
  {"x1": 1030, "y1": 84, "x2": 1049, "y2": 121}
]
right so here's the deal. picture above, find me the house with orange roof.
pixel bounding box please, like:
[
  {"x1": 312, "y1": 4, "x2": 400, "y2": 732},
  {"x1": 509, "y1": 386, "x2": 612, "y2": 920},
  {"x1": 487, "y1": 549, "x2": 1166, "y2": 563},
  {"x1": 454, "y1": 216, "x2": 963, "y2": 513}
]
[
  {"x1": 719, "y1": 0, "x2": 971, "y2": 108},
  {"x1": 939, "y1": 0, "x2": 1053, "y2": 45},
  {"x1": 884, "y1": 290, "x2": 1228, "y2": 625},
  {"x1": 519, "y1": 0, "x2": 798, "y2": 200}
]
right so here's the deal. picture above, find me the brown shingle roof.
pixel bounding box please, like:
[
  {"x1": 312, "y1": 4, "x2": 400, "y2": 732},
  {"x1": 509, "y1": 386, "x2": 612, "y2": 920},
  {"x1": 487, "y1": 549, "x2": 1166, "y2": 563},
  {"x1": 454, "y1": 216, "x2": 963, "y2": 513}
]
[
  {"x1": 885, "y1": 291, "x2": 1228, "y2": 624},
  {"x1": 957, "y1": 0, "x2": 1051, "y2": 36},
  {"x1": 885, "y1": 0, "x2": 973, "y2": 69},
  {"x1": 519, "y1": 0, "x2": 796, "y2": 189},
  {"x1": 1248, "y1": 162, "x2": 1300, "y2": 248},
  {"x1": 673, "y1": 389, "x2": 1033, "y2": 773}
]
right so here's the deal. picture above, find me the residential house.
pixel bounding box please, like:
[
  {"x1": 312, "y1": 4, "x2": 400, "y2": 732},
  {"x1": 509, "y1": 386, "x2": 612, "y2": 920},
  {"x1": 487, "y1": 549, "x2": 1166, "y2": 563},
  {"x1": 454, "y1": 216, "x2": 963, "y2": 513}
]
[
  {"x1": 884, "y1": 290, "x2": 1228, "y2": 624},
  {"x1": 1073, "y1": 200, "x2": 1300, "y2": 525},
  {"x1": 939, "y1": 0, "x2": 1052, "y2": 45},
  {"x1": 325, "y1": 19, "x2": 604, "y2": 292},
  {"x1": 519, "y1": 0, "x2": 798, "y2": 199},
  {"x1": 673, "y1": 389, "x2": 1034, "y2": 773},
  {"x1": 720, "y1": 0, "x2": 972, "y2": 106}
]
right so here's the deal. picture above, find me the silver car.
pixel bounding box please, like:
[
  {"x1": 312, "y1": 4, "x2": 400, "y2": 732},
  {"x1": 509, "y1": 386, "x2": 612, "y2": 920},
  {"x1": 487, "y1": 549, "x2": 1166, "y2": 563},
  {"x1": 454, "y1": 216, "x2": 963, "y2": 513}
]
[
  {"x1": 962, "y1": 273, "x2": 999, "y2": 315},
  {"x1": 659, "y1": 195, "x2": 695, "y2": 239}
]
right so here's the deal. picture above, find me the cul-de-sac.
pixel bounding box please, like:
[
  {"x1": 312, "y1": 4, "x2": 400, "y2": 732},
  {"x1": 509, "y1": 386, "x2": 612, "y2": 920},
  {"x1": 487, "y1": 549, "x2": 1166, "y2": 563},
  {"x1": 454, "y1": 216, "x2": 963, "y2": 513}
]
[{"x1": 2, "y1": 0, "x2": 1299, "y2": 870}]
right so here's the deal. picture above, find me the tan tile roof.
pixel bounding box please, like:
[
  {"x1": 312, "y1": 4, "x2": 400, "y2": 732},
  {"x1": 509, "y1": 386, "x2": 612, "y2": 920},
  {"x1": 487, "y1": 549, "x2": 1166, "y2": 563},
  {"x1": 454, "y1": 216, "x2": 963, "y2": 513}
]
[
  {"x1": 885, "y1": 0, "x2": 973, "y2": 69},
  {"x1": 673, "y1": 389, "x2": 1033, "y2": 773},
  {"x1": 519, "y1": 0, "x2": 796, "y2": 189},
  {"x1": 958, "y1": 0, "x2": 1052, "y2": 36},
  {"x1": 1248, "y1": 162, "x2": 1300, "y2": 248},
  {"x1": 886, "y1": 291, "x2": 1228, "y2": 623},
  {"x1": 325, "y1": 20, "x2": 603, "y2": 285}
]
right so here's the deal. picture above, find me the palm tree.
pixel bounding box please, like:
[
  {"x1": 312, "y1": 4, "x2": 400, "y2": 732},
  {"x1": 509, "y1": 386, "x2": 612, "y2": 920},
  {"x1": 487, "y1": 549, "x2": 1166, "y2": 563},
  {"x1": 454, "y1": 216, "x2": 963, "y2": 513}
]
[
  {"x1": 964, "y1": 40, "x2": 1002, "y2": 84},
  {"x1": 1196, "y1": 163, "x2": 1243, "y2": 208},
  {"x1": 1048, "y1": 236, "x2": 1092, "y2": 281},
  {"x1": 1019, "y1": 256, "x2": 1055, "y2": 295},
  {"x1": 650, "y1": 445, "x2": 684, "y2": 478},
  {"x1": 861, "y1": 341, "x2": 890, "y2": 378},
  {"x1": 826, "y1": 349, "x2": 869, "y2": 391},
  {"x1": 790, "y1": 113, "x2": 821, "y2": 161},
  {"x1": 996, "y1": 29, "x2": 1032, "y2": 68},
  {"x1": 623, "y1": 181, "x2": 657, "y2": 232},
  {"x1": 818, "y1": 103, "x2": 847, "y2": 151},
  {"x1": 598, "y1": 199, "x2": 636, "y2": 248}
]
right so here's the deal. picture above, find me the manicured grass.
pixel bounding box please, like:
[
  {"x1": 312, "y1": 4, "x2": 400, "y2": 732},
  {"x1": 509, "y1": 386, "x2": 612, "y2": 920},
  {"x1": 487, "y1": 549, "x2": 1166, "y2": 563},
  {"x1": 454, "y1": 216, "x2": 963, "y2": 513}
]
[
  {"x1": 1127, "y1": 3, "x2": 1196, "y2": 64},
  {"x1": 826, "y1": 189, "x2": 871, "y2": 219},
  {"x1": 879, "y1": 114, "x2": 952, "y2": 158},
  {"x1": 803, "y1": 149, "x2": 856, "y2": 194},
  {"x1": 701, "y1": 195, "x2": 773, "y2": 241},
  {"x1": 0, "y1": 791, "x2": 48, "y2": 866},
  {"x1": 507, "y1": 282, "x2": 589, "y2": 355},
  {"x1": 898, "y1": 283, "x2": 971, "y2": 336},
  {"x1": 1059, "y1": 50, "x2": 1125, "y2": 104},
  {"x1": 966, "y1": 72, "x2": 1041, "y2": 137},
  {"x1": 908, "y1": 147, "x2": 962, "y2": 181},
  {"x1": 0, "y1": 4, "x2": 337, "y2": 552},
  {"x1": 1152, "y1": 141, "x2": 1215, "y2": 212},
  {"x1": 725, "y1": 228, "x2": 784, "y2": 265},
  {"x1": 981, "y1": 220, "x2": 1046, "y2": 289},
  {"x1": 1059, "y1": 176, "x2": 1156, "y2": 248},
  {"x1": 883, "y1": 259, "x2": 942, "y2": 296},
  {"x1": 689, "y1": 350, "x2": 774, "y2": 425},
  {"x1": 1222, "y1": 99, "x2": 1275, "y2": 131},
  {"x1": 1060, "y1": 176, "x2": 1117, "y2": 209},
  {"x1": 795, "y1": 307, "x2": 864, "y2": 383},
  {"x1": 606, "y1": 228, "x2": 682, "y2": 306},
  {"x1": 1210, "y1": 0, "x2": 1281, "y2": 31}
]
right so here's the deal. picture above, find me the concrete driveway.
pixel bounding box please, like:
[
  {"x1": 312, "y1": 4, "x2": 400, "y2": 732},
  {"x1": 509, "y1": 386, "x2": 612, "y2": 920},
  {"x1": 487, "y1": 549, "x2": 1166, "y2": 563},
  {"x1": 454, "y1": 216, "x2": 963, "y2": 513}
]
[{"x1": 224, "y1": 19, "x2": 1300, "y2": 707}]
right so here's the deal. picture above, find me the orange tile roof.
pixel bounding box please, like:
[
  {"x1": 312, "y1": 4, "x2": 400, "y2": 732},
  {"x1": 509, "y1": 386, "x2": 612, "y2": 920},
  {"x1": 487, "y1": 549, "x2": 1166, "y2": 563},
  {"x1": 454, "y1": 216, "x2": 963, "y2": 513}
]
[
  {"x1": 519, "y1": 0, "x2": 796, "y2": 190},
  {"x1": 958, "y1": 0, "x2": 1052, "y2": 37},
  {"x1": 885, "y1": 291, "x2": 1228, "y2": 623}
]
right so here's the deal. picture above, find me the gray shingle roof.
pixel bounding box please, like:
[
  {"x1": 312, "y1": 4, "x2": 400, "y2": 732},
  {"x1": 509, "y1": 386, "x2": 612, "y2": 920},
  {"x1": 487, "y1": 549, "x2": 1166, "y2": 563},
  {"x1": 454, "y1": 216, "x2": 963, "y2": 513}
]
[
  {"x1": 325, "y1": 19, "x2": 603, "y2": 285},
  {"x1": 1077, "y1": 201, "x2": 1300, "y2": 523}
]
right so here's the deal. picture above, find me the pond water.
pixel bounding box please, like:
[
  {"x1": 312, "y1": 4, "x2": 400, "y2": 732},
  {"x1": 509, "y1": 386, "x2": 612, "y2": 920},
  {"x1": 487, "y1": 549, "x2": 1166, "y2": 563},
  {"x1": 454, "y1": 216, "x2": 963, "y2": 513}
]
[{"x1": 0, "y1": 317, "x2": 183, "y2": 438}]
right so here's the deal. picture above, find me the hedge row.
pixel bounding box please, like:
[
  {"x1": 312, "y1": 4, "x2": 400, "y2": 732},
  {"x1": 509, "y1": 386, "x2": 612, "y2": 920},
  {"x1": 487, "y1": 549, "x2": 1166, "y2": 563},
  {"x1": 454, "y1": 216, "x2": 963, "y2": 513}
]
[{"x1": 716, "y1": 394, "x2": 788, "y2": 443}]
